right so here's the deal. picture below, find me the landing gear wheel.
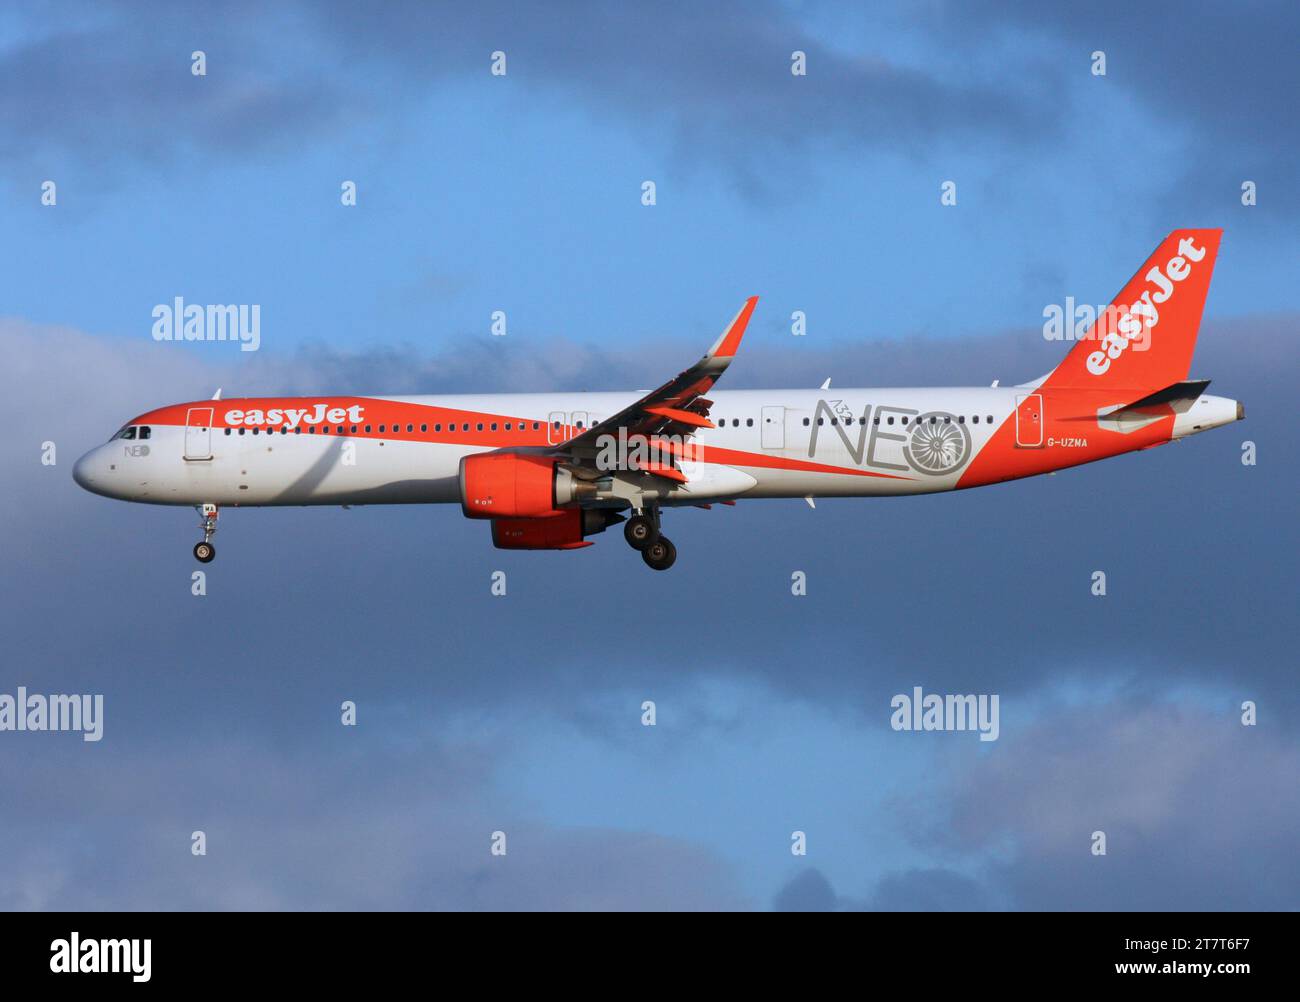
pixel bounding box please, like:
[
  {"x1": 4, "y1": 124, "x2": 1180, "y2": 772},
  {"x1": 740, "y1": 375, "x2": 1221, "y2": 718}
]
[
  {"x1": 624, "y1": 514, "x2": 658, "y2": 551},
  {"x1": 641, "y1": 535, "x2": 676, "y2": 571},
  {"x1": 194, "y1": 541, "x2": 216, "y2": 563}
]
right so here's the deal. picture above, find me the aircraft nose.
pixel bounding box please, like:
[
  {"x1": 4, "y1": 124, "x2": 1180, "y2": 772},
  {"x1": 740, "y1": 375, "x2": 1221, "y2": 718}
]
[{"x1": 72, "y1": 449, "x2": 100, "y2": 491}]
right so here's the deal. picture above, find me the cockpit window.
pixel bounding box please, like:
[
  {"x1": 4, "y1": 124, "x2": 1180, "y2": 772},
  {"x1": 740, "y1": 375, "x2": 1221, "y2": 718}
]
[
  {"x1": 121, "y1": 427, "x2": 137, "y2": 440},
  {"x1": 138, "y1": 426, "x2": 152, "y2": 440}
]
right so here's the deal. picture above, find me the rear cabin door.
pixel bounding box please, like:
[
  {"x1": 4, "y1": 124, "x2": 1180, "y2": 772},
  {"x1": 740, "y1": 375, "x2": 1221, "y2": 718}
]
[{"x1": 1014, "y1": 393, "x2": 1044, "y2": 448}]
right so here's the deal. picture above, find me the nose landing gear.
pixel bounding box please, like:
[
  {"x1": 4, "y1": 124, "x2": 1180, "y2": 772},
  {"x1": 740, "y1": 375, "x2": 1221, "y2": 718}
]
[{"x1": 193, "y1": 503, "x2": 218, "y2": 563}]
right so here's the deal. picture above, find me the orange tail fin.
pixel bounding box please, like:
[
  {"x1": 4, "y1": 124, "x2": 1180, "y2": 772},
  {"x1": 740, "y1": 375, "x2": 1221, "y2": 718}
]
[{"x1": 1043, "y1": 229, "x2": 1221, "y2": 394}]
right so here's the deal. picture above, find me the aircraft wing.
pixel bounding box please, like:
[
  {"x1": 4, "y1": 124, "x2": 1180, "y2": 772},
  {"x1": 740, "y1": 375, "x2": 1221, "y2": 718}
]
[{"x1": 549, "y1": 297, "x2": 758, "y2": 480}]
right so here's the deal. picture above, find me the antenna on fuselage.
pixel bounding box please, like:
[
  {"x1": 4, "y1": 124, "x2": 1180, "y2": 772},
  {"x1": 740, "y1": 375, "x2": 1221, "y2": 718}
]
[{"x1": 212, "y1": 388, "x2": 223, "y2": 399}]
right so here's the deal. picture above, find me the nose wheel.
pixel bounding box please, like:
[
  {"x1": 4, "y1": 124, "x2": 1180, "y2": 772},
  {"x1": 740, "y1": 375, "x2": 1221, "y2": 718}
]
[{"x1": 194, "y1": 503, "x2": 219, "y2": 563}]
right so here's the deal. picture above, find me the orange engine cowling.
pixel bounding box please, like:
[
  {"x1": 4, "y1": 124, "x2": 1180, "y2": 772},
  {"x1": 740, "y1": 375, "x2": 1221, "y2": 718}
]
[
  {"x1": 492, "y1": 510, "x2": 589, "y2": 550},
  {"x1": 491, "y1": 508, "x2": 626, "y2": 550},
  {"x1": 459, "y1": 452, "x2": 561, "y2": 519}
]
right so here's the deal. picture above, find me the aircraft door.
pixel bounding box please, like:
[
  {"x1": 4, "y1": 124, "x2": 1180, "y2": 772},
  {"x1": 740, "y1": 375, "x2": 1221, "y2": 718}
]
[
  {"x1": 761, "y1": 405, "x2": 785, "y2": 449},
  {"x1": 546, "y1": 411, "x2": 567, "y2": 445},
  {"x1": 185, "y1": 407, "x2": 214, "y2": 460},
  {"x1": 1015, "y1": 393, "x2": 1044, "y2": 448}
]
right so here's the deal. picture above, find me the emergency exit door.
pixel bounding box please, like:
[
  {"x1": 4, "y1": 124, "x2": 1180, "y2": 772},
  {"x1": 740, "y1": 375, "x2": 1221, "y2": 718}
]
[{"x1": 761, "y1": 406, "x2": 785, "y2": 449}]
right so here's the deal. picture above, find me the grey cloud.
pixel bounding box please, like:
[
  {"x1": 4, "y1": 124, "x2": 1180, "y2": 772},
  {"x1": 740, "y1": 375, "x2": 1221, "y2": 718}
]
[
  {"x1": 917, "y1": 701, "x2": 1300, "y2": 910},
  {"x1": 2, "y1": 0, "x2": 1056, "y2": 196},
  {"x1": 773, "y1": 867, "x2": 837, "y2": 911},
  {"x1": 948, "y1": 1, "x2": 1300, "y2": 219},
  {"x1": 780, "y1": 701, "x2": 1298, "y2": 911},
  {"x1": 8, "y1": 1, "x2": 1291, "y2": 212},
  {"x1": 861, "y1": 868, "x2": 993, "y2": 912},
  {"x1": 0, "y1": 731, "x2": 749, "y2": 910},
  {"x1": 0, "y1": 1, "x2": 348, "y2": 181}
]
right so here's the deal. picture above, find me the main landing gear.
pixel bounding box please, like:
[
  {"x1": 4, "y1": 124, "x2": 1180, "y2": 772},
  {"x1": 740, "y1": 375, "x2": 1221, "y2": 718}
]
[
  {"x1": 193, "y1": 503, "x2": 218, "y2": 563},
  {"x1": 624, "y1": 507, "x2": 676, "y2": 571},
  {"x1": 641, "y1": 535, "x2": 676, "y2": 571}
]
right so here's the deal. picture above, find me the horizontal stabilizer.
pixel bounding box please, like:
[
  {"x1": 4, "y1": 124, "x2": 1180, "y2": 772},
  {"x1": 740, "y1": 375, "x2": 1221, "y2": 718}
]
[{"x1": 1123, "y1": 379, "x2": 1211, "y2": 410}]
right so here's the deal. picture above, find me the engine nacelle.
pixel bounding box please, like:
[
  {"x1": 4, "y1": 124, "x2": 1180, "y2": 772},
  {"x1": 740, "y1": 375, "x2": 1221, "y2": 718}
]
[
  {"x1": 460, "y1": 451, "x2": 600, "y2": 519},
  {"x1": 491, "y1": 508, "x2": 625, "y2": 551},
  {"x1": 460, "y1": 452, "x2": 562, "y2": 519}
]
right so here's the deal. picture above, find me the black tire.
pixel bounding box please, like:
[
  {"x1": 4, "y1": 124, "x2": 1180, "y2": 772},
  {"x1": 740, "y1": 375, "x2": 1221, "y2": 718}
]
[
  {"x1": 624, "y1": 514, "x2": 658, "y2": 551},
  {"x1": 641, "y1": 535, "x2": 676, "y2": 571},
  {"x1": 194, "y1": 541, "x2": 216, "y2": 563}
]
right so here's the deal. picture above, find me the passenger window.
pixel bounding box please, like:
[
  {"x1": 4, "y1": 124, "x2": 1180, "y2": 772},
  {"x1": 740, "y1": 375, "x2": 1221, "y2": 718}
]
[
  {"x1": 817, "y1": 418, "x2": 824, "y2": 426},
  {"x1": 533, "y1": 422, "x2": 540, "y2": 430},
  {"x1": 746, "y1": 418, "x2": 753, "y2": 427},
  {"x1": 421, "y1": 424, "x2": 427, "y2": 432},
  {"x1": 505, "y1": 423, "x2": 512, "y2": 431},
  {"x1": 987, "y1": 415, "x2": 993, "y2": 423},
  {"x1": 802, "y1": 417, "x2": 809, "y2": 426},
  {"x1": 238, "y1": 428, "x2": 246, "y2": 436},
  {"x1": 224, "y1": 428, "x2": 231, "y2": 436},
  {"x1": 901, "y1": 417, "x2": 908, "y2": 425},
  {"x1": 887, "y1": 417, "x2": 894, "y2": 425}
]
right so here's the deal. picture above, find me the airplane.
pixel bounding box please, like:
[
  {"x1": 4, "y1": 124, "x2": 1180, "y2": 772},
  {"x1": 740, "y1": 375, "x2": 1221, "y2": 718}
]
[{"x1": 73, "y1": 229, "x2": 1243, "y2": 571}]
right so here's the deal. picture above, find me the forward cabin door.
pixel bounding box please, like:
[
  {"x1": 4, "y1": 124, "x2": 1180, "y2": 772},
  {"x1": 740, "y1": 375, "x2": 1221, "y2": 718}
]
[
  {"x1": 1014, "y1": 393, "x2": 1044, "y2": 448},
  {"x1": 184, "y1": 407, "x2": 214, "y2": 460},
  {"x1": 761, "y1": 405, "x2": 785, "y2": 449}
]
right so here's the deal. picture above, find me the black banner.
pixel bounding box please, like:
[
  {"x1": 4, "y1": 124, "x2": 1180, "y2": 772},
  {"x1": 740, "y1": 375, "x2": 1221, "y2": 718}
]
[{"x1": 0, "y1": 910, "x2": 1286, "y2": 988}]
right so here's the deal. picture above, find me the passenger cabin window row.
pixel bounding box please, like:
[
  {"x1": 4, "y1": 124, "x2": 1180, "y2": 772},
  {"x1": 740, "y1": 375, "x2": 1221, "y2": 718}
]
[
  {"x1": 797, "y1": 414, "x2": 996, "y2": 427},
  {"x1": 221, "y1": 421, "x2": 545, "y2": 436}
]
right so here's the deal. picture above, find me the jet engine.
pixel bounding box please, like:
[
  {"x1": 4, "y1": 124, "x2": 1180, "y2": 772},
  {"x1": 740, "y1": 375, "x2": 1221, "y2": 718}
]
[
  {"x1": 458, "y1": 452, "x2": 596, "y2": 519},
  {"x1": 490, "y1": 508, "x2": 624, "y2": 550}
]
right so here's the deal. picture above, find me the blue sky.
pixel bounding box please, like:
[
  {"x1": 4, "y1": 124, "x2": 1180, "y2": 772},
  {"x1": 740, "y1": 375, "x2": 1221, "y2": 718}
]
[{"x1": 1, "y1": 1, "x2": 1297, "y2": 910}]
